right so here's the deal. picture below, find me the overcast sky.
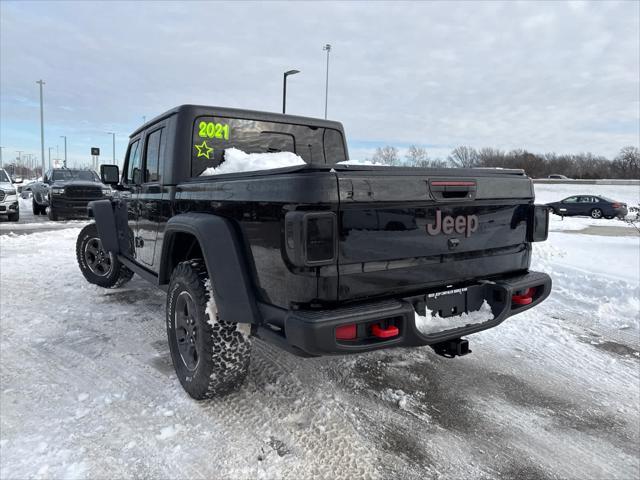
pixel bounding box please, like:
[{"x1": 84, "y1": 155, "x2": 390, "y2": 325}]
[{"x1": 1, "y1": 0, "x2": 639, "y2": 168}]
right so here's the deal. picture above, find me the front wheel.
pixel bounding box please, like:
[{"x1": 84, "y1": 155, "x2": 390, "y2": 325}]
[
  {"x1": 8, "y1": 211, "x2": 19, "y2": 222},
  {"x1": 590, "y1": 208, "x2": 603, "y2": 219},
  {"x1": 48, "y1": 206, "x2": 59, "y2": 221},
  {"x1": 76, "y1": 224, "x2": 133, "y2": 288},
  {"x1": 166, "y1": 260, "x2": 252, "y2": 399}
]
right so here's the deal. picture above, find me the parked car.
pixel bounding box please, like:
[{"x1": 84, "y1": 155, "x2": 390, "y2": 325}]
[
  {"x1": 31, "y1": 168, "x2": 111, "y2": 219},
  {"x1": 546, "y1": 195, "x2": 628, "y2": 219},
  {"x1": 0, "y1": 168, "x2": 19, "y2": 221}
]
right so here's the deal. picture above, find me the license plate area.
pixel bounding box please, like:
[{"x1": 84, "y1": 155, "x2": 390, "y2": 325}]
[{"x1": 424, "y1": 284, "x2": 488, "y2": 318}]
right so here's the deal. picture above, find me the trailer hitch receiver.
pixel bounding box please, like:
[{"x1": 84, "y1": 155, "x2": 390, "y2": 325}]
[{"x1": 431, "y1": 338, "x2": 471, "y2": 358}]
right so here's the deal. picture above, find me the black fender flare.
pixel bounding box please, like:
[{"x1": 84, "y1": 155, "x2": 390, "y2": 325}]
[
  {"x1": 159, "y1": 213, "x2": 260, "y2": 324},
  {"x1": 90, "y1": 199, "x2": 119, "y2": 253}
]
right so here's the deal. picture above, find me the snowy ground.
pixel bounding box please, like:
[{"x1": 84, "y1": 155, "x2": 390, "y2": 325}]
[{"x1": 1, "y1": 186, "x2": 639, "y2": 479}]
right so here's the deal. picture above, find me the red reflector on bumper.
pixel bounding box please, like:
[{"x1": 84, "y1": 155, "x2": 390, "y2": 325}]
[
  {"x1": 335, "y1": 324, "x2": 357, "y2": 340},
  {"x1": 371, "y1": 324, "x2": 399, "y2": 339},
  {"x1": 512, "y1": 288, "x2": 536, "y2": 305}
]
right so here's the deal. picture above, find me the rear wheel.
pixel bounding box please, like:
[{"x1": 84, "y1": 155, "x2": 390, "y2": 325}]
[
  {"x1": 590, "y1": 208, "x2": 603, "y2": 219},
  {"x1": 76, "y1": 223, "x2": 133, "y2": 288},
  {"x1": 166, "y1": 260, "x2": 252, "y2": 399}
]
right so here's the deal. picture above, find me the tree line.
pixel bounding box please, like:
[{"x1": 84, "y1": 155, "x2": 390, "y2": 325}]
[{"x1": 367, "y1": 145, "x2": 639, "y2": 179}]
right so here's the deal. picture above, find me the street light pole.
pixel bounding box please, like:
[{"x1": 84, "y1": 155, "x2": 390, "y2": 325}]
[
  {"x1": 37, "y1": 80, "x2": 46, "y2": 178},
  {"x1": 282, "y1": 69, "x2": 300, "y2": 114},
  {"x1": 48, "y1": 147, "x2": 53, "y2": 170},
  {"x1": 60, "y1": 136, "x2": 67, "y2": 167},
  {"x1": 323, "y1": 44, "x2": 331, "y2": 119},
  {"x1": 107, "y1": 132, "x2": 116, "y2": 164}
]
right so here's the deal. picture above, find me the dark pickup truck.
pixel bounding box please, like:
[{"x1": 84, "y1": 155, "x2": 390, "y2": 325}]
[
  {"x1": 31, "y1": 168, "x2": 112, "y2": 220},
  {"x1": 77, "y1": 105, "x2": 551, "y2": 399}
]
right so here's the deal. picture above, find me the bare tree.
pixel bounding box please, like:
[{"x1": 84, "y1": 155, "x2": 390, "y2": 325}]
[
  {"x1": 612, "y1": 146, "x2": 640, "y2": 178},
  {"x1": 406, "y1": 145, "x2": 435, "y2": 167},
  {"x1": 448, "y1": 146, "x2": 478, "y2": 168},
  {"x1": 371, "y1": 146, "x2": 400, "y2": 166}
]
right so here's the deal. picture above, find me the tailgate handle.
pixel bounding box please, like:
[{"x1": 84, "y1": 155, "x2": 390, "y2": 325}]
[{"x1": 429, "y1": 180, "x2": 476, "y2": 201}]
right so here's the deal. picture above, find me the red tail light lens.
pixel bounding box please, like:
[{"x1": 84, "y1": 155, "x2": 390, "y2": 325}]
[
  {"x1": 335, "y1": 324, "x2": 357, "y2": 340},
  {"x1": 611, "y1": 203, "x2": 621, "y2": 208}
]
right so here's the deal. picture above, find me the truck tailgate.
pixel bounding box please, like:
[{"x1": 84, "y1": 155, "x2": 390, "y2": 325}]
[{"x1": 336, "y1": 168, "x2": 534, "y2": 301}]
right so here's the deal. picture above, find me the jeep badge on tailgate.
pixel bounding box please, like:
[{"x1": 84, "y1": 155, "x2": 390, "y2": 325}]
[{"x1": 426, "y1": 210, "x2": 479, "y2": 237}]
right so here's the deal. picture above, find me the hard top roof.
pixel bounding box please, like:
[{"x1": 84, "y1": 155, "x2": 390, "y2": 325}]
[{"x1": 131, "y1": 104, "x2": 345, "y2": 138}]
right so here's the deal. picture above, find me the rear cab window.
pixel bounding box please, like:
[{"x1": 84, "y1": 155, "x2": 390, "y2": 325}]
[{"x1": 190, "y1": 116, "x2": 346, "y2": 176}]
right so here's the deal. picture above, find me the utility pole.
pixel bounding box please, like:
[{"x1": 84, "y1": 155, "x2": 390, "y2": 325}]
[
  {"x1": 323, "y1": 44, "x2": 331, "y2": 119},
  {"x1": 0, "y1": 146, "x2": 3, "y2": 168},
  {"x1": 107, "y1": 132, "x2": 116, "y2": 163},
  {"x1": 36, "y1": 80, "x2": 46, "y2": 179},
  {"x1": 282, "y1": 69, "x2": 300, "y2": 114},
  {"x1": 60, "y1": 136, "x2": 67, "y2": 167},
  {"x1": 48, "y1": 147, "x2": 53, "y2": 170}
]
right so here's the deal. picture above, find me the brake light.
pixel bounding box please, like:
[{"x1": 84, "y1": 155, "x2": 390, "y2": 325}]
[
  {"x1": 528, "y1": 205, "x2": 549, "y2": 242},
  {"x1": 611, "y1": 203, "x2": 621, "y2": 208},
  {"x1": 306, "y1": 215, "x2": 335, "y2": 263},
  {"x1": 284, "y1": 211, "x2": 337, "y2": 266},
  {"x1": 335, "y1": 324, "x2": 357, "y2": 340}
]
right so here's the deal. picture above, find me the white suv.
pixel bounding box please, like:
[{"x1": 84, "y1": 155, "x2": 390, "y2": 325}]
[{"x1": 0, "y1": 168, "x2": 19, "y2": 221}]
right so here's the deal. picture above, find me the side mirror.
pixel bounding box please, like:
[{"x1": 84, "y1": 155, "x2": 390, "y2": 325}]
[{"x1": 100, "y1": 164, "x2": 120, "y2": 185}]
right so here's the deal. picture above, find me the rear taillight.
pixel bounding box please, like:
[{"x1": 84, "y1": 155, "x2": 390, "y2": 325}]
[
  {"x1": 335, "y1": 324, "x2": 357, "y2": 340},
  {"x1": 528, "y1": 205, "x2": 549, "y2": 242},
  {"x1": 285, "y1": 211, "x2": 337, "y2": 266},
  {"x1": 612, "y1": 203, "x2": 622, "y2": 208}
]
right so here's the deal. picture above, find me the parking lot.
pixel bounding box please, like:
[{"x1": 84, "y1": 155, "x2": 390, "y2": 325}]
[{"x1": 1, "y1": 188, "x2": 639, "y2": 479}]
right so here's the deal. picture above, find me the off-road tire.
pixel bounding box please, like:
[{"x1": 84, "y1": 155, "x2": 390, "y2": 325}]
[
  {"x1": 166, "y1": 260, "x2": 252, "y2": 399},
  {"x1": 48, "y1": 206, "x2": 59, "y2": 221},
  {"x1": 76, "y1": 223, "x2": 134, "y2": 288}
]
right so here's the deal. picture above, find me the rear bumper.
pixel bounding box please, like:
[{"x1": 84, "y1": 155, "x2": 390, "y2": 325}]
[{"x1": 257, "y1": 270, "x2": 551, "y2": 356}]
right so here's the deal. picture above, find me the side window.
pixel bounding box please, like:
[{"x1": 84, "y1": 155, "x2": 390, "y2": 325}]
[
  {"x1": 144, "y1": 128, "x2": 163, "y2": 183},
  {"x1": 564, "y1": 196, "x2": 578, "y2": 203},
  {"x1": 323, "y1": 128, "x2": 347, "y2": 163},
  {"x1": 126, "y1": 140, "x2": 142, "y2": 184},
  {"x1": 592, "y1": 197, "x2": 599, "y2": 203}
]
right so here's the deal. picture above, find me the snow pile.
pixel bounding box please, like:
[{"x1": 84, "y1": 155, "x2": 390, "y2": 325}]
[
  {"x1": 200, "y1": 148, "x2": 306, "y2": 176},
  {"x1": 414, "y1": 300, "x2": 494, "y2": 335},
  {"x1": 337, "y1": 159, "x2": 382, "y2": 166},
  {"x1": 381, "y1": 388, "x2": 410, "y2": 410}
]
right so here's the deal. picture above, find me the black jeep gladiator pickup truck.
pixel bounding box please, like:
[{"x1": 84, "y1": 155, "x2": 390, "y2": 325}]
[{"x1": 77, "y1": 105, "x2": 551, "y2": 399}]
